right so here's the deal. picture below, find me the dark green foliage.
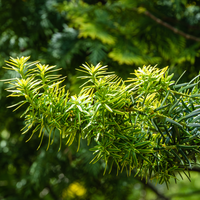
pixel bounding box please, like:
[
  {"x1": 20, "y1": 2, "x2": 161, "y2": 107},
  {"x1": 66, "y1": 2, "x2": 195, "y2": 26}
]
[
  {"x1": 1, "y1": 0, "x2": 200, "y2": 77},
  {"x1": 57, "y1": 0, "x2": 200, "y2": 76}
]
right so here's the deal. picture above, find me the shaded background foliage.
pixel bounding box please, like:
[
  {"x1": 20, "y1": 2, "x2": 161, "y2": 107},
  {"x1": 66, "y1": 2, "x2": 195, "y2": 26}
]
[{"x1": 1, "y1": 0, "x2": 200, "y2": 199}]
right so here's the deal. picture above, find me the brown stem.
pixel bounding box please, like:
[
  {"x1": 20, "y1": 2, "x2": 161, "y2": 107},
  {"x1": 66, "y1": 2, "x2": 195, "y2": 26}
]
[
  {"x1": 189, "y1": 166, "x2": 200, "y2": 172},
  {"x1": 46, "y1": 184, "x2": 62, "y2": 200},
  {"x1": 138, "y1": 178, "x2": 171, "y2": 200},
  {"x1": 134, "y1": 8, "x2": 200, "y2": 42}
]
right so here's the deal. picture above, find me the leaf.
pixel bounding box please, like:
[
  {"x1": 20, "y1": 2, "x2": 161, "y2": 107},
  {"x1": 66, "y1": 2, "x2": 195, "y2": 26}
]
[
  {"x1": 166, "y1": 118, "x2": 182, "y2": 128},
  {"x1": 159, "y1": 90, "x2": 170, "y2": 107},
  {"x1": 178, "y1": 112, "x2": 200, "y2": 122},
  {"x1": 132, "y1": 151, "x2": 138, "y2": 167},
  {"x1": 191, "y1": 115, "x2": 200, "y2": 123},
  {"x1": 103, "y1": 132, "x2": 116, "y2": 139},
  {"x1": 113, "y1": 109, "x2": 125, "y2": 115},
  {"x1": 138, "y1": 149, "x2": 154, "y2": 153},
  {"x1": 65, "y1": 104, "x2": 75, "y2": 113},
  {"x1": 176, "y1": 145, "x2": 198, "y2": 149},
  {"x1": 181, "y1": 99, "x2": 191, "y2": 112},
  {"x1": 93, "y1": 103, "x2": 102, "y2": 118},
  {"x1": 137, "y1": 154, "x2": 152, "y2": 164},
  {"x1": 107, "y1": 148, "x2": 121, "y2": 152},
  {"x1": 134, "y1": 141, "x2": 151, "y2": 148},
  {"x1": 168, "y1": 97, "x2": 182, "y2": 114},
  {"x1": 76, "y1": 105, "x2": 83, "y2": 112},
  {"x1": 7, "y1": 100, "x2": 26, "y2": 108},
  {"x1": 90, "y1": 153, "x2": 103, "y2": 164},
  {"x1": 187, "y1": 123, "x2": 200, "y2": 128},
  {"x1": 174, "y1": 70, "x2": 186, "y2": 85},
  {"x1": 170, "y1": 149, "x2": 184, "y2": 164},
  {"x1": 178, "y1": 148, "x2": 191, "y2": 168},
  {"x1": 173, "y1": 83, "x2": 188, "y2": 89},
  {"x1": 179, "y1": 82, "x2": 199, "y2": 92},
  {"x1": 104, "y1": 104, "x2": 113, "y2": 112},
  {"x1": 188, "y1": 74, "x2": 200, "y2": 84},
  {"x1": 190, "y1": 94, "x2": 200, "y2": 98}
]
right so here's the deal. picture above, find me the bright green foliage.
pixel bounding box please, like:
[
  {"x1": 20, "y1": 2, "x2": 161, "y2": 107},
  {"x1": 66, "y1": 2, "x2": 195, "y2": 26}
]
[{"x1": 3, "y1": 56, "x2": 200, "y2": 187}]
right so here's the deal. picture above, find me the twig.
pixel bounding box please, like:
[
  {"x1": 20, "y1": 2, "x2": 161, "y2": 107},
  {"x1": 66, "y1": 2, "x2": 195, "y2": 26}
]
[
  {"x1": 144, "y1": 10, "x2": 200, "y2": 42},
  {"x1": 46, "y1": 184, "x2": 62, "y2": 200},
  {"x1": 189, "y1": 166, "x2": 200, "y2": 172},
  {"x1": 138, "y1": 178, "x2": 170, "y2": 200},
  {"x1": 134, "y1": 8, "x2": 200, "y2": 42}
]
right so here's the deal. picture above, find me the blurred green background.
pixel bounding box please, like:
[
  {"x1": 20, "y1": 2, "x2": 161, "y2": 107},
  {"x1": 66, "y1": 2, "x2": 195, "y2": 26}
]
[{"x1": 1, "y1": 0, "x2": 200, "y2": 199}]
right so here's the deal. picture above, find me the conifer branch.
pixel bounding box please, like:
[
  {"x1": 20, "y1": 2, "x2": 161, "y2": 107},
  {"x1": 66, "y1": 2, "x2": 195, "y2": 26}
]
[{"x1": 4, "y1": 57, "x2": 200, "y2": 186}]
